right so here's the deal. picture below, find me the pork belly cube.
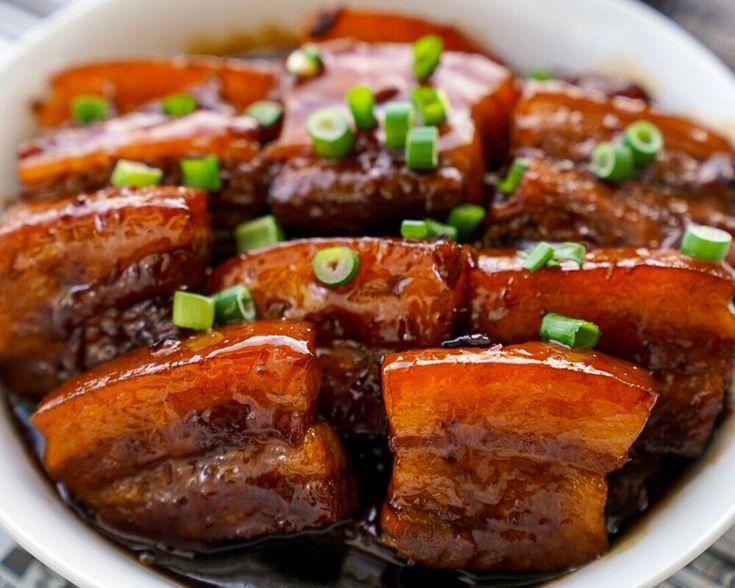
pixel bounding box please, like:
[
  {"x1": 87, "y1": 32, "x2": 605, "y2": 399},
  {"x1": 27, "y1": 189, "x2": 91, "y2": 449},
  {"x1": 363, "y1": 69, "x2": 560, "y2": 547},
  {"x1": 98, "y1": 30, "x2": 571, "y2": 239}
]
[
  {"x1": 485, "y1": 158, "x2": 735, "y2": 261},
  {"x1": 18, "y1": 109, "x2": 266, "y2": 256},
  {"x1": 32, "y1": 322, "x2": 354, "y2": 547},
  {"x1": 265, "y1": 40, "x2": 516, "y2": 233},
  {"x1": 300, "y1": 7, "x2": 493, "y2": 56},
  {"x1": 0, "y1": 186, "x2": 211, "y2": 396},
  {"x1": 380, "y1": 342, "x2": 657, "y2": 571},
  {"x1": 511, "y1": 81, "x2": 735, "y2": 204},
  {"x1": 34, "y1": 57, "x2": 278, "y2": 128},
  {"x1": 469, "y1": 248, "x2": 735, "y2": 457},
  {"x1": 209, "y1": 238, "x2": 469, "y2": 348}
]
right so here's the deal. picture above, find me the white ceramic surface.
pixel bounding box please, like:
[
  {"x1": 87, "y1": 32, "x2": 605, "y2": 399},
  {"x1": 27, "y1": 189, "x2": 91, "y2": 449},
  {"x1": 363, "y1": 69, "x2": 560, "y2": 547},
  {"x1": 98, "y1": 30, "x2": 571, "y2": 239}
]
[{"x1": 0, "y1": 1, "x2": 733, "y2": 587}]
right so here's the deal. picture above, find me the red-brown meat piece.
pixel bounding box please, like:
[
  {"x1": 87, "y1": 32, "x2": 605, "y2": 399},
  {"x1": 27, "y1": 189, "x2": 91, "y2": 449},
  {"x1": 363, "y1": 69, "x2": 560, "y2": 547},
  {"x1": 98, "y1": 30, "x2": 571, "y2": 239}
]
[
  {"x1": 32, "y1": 322, "x2": 355, "y2": 549},
  {"x1": 380, "y1": 342, "x2": 657, "y2": 570},
  {"x1": 209, "y1": 238, "x2": 469, "y2": 348},
  {"x1": 469, "y1": 248, "x2": 735, "y2": 457},
  {"x1": 34, "y1": 58, "x2": 278, "y2": 128},
  {"x1": 265, "y1": 40, "x2": 517, "y2": 233},
  {"x1": 0, "y1": 186, "x2": 211, "y2": 396}
]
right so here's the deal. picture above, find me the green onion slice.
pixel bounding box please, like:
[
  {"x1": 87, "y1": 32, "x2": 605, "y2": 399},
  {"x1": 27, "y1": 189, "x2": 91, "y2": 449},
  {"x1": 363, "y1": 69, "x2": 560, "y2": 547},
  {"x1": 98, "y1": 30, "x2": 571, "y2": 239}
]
[
  {"x1": 411, "y1": 87, "x2": 447, "y2": 126},
  {"x1": 346, "y1": 85, "x2": 377, "y2": 130},
  {"x1": 162, "y1": 93, "x2": 197, "y2": 117},
  {"x1": 72, "y1": 95, "x2": 110, "y2": 126},
  {"x1": 172, "y1": 291, "x2": 215, "y2": 330},
  {"x1": 245, "y1": 100, "x2": 283, "y2": 128},
  {"x1": 448, "y1": 204, "x2": 486, "y2": 242},
  {"x1": 213, "y1": 285, "x2": 256, "y2": 325},
  {"x1": 313, "y1": 246, "x2": 361, "y2": 287},
  {"x1": 234, "y1": 215, "x2": 285, "y2": 253},
  {"x1": 540, "y1": 312, "x2": 601, "y2": 349},
  {"x1": 592, "y1": 142, "x2": 635, "y2": 182},
  {"x1": 384, "y1": 102, "x2": 414, "y2": 149},
  {"x1": 551, "y1": 242, "x2": 586, "y2": 266},
  {"x1": 623, "y1": 120, "x2": 664, "y2": 167},
  {"x1": 406, "y1": 126, "x2": 439, "y2": 171},
  {"x1": 522, "y1": 242, "x2": 554, "y2": 272},
  {"x1": 413, "y1": 35, "x2": 443, "y2": 81},
  {"x1": 181, "y1": 155, "x2": 222, "y2": 192},
  {"x1": 110, "y1": 160, "x2": 163, "y2": 188},
  {"x1": 680, "y1": 224, "x2": 732, "y2": 262},
  {"x1": 425, "y1": 218, "x2": 457, "y2": 241},
  {"x1": 400, "y1": 219, "x2": 431, "y2": 239},
  {"x1": 527, "y1": 69, "x2": 554, "y2": 81},
  {"x1": 497, "y1": 157, "x2": 530, "y2": 194},
  {"x1": 307, "y1": 107, "x2": 355, "y2": 159},
  {"x1": 286, "y1": 44, "x2": 323, "y2": 78}
]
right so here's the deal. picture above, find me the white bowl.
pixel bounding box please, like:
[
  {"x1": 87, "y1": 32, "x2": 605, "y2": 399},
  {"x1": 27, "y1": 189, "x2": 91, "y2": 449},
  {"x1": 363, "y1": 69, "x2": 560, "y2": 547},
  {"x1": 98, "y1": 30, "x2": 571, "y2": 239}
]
[{"x1": 0, "y1": 1, "x2": 734, "y2": 587}]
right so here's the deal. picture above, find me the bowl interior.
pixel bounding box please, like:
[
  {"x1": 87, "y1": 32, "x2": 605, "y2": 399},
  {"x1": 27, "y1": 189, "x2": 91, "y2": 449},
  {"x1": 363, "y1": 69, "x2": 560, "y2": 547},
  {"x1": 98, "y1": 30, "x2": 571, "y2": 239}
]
[{"x1": 0, "y1": 1, "x2": 734, "y2": 587}]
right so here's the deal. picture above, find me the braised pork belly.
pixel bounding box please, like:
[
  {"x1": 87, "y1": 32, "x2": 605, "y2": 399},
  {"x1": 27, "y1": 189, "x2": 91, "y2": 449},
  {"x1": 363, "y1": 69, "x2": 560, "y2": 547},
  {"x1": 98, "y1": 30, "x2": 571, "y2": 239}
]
[
  {"x1": 265, "y1": 40, "x2": 516, "y2": 233},
  {"x1": 0, "y1": 186, "x2": 211, "y2": 396},
  {"x1": 32, "y1": 321, "x2": 354, "y2": 548},
  {"x1": 380, "y1": 342, "x2": 657, "y2": 570}
]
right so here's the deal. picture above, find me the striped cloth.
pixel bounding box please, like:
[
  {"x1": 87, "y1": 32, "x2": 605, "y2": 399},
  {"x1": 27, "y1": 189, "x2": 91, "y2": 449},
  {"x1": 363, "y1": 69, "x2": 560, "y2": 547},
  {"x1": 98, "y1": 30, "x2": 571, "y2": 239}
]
[{"x1": 0, "y1": 1, "x2": 734, "y2": 587}]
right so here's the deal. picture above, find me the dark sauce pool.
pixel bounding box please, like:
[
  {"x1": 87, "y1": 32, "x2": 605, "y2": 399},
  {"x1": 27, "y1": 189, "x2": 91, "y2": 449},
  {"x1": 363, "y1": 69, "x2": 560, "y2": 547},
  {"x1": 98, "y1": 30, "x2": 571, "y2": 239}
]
[{"x1": 7, "y1": 391, "x2": 693, "y2": 588}]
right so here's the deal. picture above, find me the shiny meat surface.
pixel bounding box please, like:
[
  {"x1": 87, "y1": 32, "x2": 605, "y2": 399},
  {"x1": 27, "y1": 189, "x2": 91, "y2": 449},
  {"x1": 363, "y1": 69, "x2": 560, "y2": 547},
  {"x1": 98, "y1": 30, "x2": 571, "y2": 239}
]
[
  {"x1": 32, "y1": 322, "x2": 354, "y2": 548},
  {"x1": 35, "y1": 58, "x2": 279, "y2": 128},
  {"x1": 0, "y1": 186, "x2": 211, "y2": 397},
  {"x1": 300, "y1": 7, "x2": 494, "y2": 56},
  {"x1": 511, "y1": 81, "x2": 735, "y2": 202},
  {"x1": 469, "y1": 248, "x2": 735, "y2": 457},
  {"x1": 18, "y1": 109, "x2": 267, "y2": 257},
  {"x1": 380, "y1": 342, "x2": 657, "y2": 570},
  {"x1": 33, "y1": 321, "x2": 320, "y2": 492},
  {"x1": 209, "y1": 238, "x2": 469, "y2": 347},
  {"x1": 485, "y1": 157, "x2": 689, "y2": 250},
  {"x1": 265, "y1": 40, "x2": 516, "y2": 233},
  {"x1": 86, "y1": 423, "x2": 354, "y2": 549}
]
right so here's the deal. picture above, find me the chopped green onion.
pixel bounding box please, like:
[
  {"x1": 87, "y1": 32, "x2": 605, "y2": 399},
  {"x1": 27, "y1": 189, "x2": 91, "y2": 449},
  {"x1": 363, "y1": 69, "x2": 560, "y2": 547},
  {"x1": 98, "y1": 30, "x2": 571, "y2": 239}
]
[
  {"x1": 425, "y1": 218, "x2": 457, "y2": 241},
  {"x1": 110, "y1": 160, "x2": 163, "y2": 188},
  {"x1": 406, "y1": 126, "x2": 439, "y2": 171},
  {"x1": 346, "y1": 85, "x2": 377, "y2": 130},
  {"x1": 400, "y1": 219, "x2": 431, "y2": 239},
  {"x1": 413, "y1": 35, "x2": 443, "y2": 81},
  {"x1": 181, "y1": 155, "x2": 222, "y2": 191},
  {"x1": 213, "y1": 285, "x2": 256, "y2": 325},
  {"x1": 623, "y1": 120, "x2": 664, "y2": 167},
  {"x1": 448, "y1": 204, "x2": 486, "y2": 242},
  {"x1": 313, "y1": 246, "x2": 361, "y2": 287},
  {"x1": 592, "y1": 142, "x2": 634, "y2": 182},
  {"x1": 307, "y1": 107, "x2": 355, "y2": 159},
  {"x1": 551, "y1": 242, "x2": 586, "y2": 266},
  {"x1": 411, "y1": 87, "x2": 447, "y2": 126},
  {"x1": 71, "y1": 95, "x2": 109, "y2": 125},
  {"x1": 540, "y1": 312, "x2": 601, "y2": 349},
  {"x1": 162, "y1": 93, "x2": 197, "y2": 116},
  {"x1": 245, "y1": 100, "x2": 283, "y2": 128},
  {"x1": 172, "y1": 291, "x2": 214, "y2": 330},
  {"x1": 234, "y1": 215, "x2": 285, "y2": 253},
  {"x1": 384, "y1": 102, "x2": 414, "y2": 149},
  {"x1": 680, "y1": 224, "x2": 732, "y2": 262},
  {"x1": 497, "y1": 157, "x2": 530, "y2": 194},
  {"x1": 527, "y1": 69, "x2": 554, "y2": 81},
  {"x1": 286, "y1": 44, "x2": 323, "y2": 78},
  {"x1": 523, "y1": 242, "x2": 554, "y2": 272}
]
